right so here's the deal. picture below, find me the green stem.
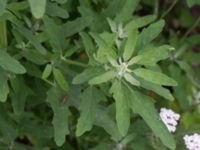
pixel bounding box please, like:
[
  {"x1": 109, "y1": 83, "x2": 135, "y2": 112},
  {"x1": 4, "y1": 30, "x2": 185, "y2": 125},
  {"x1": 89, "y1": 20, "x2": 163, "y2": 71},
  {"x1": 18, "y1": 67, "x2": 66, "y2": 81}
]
[
  {"x1": 154, "y1": 0, "x2": 159, "y2": 17},
  {"x1": 119, "y1": 133, "x2": 136, "y2": 148},
  {"x1": 174, "y1": 16, "x2": 200, "y2": 59},
  {"x1": 61, "y1": 57, "x2": 89, "y2": 68},
  {"x1": 0, "y1": 20, "x2": 7, "y2": 48},
  {"x1": 181, "y1": 16, "x2": 200, "y2": 42},
  {"x1": 43, "y1": 79, "x2": 55, "y2": 86},
  {"x1": 160, "y1": 0, "x2": 178, "y2": 18}
]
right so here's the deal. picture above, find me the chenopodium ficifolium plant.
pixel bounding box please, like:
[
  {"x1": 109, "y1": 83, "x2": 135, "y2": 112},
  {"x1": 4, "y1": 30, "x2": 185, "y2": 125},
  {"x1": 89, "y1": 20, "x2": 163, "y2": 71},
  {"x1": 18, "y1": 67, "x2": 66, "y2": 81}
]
[{"x1": 73, "y1": 17, "x2": 178, "y2": 150}]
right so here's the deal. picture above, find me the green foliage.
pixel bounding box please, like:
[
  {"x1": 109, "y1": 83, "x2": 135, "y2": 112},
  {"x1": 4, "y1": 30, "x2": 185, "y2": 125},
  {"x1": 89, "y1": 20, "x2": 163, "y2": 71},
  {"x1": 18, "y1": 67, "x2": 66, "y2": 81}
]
[
  {"x1": 28, "y1": 0, "x2": 46, "y2": 19},
  {"x1": 123, "y1": 29, "x2": 138, "y2": 61},
  {"x1": 89, "y1": 70, "x2": 116, "y2": 85},
  {"x1": 10, "y1": 76, "x2": 29, "y2": 115},
  {"x1": 0, "y1": 73, "x2": 9, "y2": 102},
  {"x1": 47, "y1": 86, "x2": 70, "y2": 146},
  {"x1": 133, "y1": 68, "x2": 177, "y2": 86},
  {"x1": 76, "y1": 86, "x2": 99, "y2": 136},
  {"x1": 0, "y1": 49, "x2": 26, "y2": 74},
  {"x1": 0, "y1": 0, "x2": 7, "y2": 16},
  {"x1": 53, "y1": 68, "x2": 68, "y2": 91},
  {"x1": 110, "y1": 80, "x2": 130, "y2": 136},
  {"x1": 124, "y1": 82, "x2": 176, "y2": 150},
  {"x1": 186, "y1": 0, "x2": 200, "y2": 7},
  {"x1": 14, "y1": 25, "x2": 47, "y2": 54},
  {"x1": 42, "y1": 64, "x2": 52, "y2": 79},
  {"x1": 0, "y1": 0, "x2": 200, "y2": 150}
]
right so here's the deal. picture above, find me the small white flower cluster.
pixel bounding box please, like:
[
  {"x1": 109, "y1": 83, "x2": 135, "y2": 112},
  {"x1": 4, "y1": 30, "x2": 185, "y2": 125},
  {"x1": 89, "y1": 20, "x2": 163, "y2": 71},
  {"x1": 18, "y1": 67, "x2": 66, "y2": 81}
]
[
  {"x1": 159, "y1": 108, "x2": 180, "y2": 133},
  {"x1": 116, "y1": 58, "x2": 130, "y2": 77},
  {"x1": 107, "y1": 18, "x2": 128, "y2": 48},
  {"x1": 108, "y1": 57, "x2": 132, "y2": 77},
  {"x1": 159, "y1": 108, "x2": 200, "y2": 150},
  {"x1": 184, "y1": 133, "x2": 200, "y2": 150}
]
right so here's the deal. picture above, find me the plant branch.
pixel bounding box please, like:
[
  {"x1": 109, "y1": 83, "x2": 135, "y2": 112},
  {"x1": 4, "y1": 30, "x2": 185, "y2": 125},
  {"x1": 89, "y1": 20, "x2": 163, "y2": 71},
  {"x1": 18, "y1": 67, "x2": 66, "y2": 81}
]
[
  {"x1": 181, "y1": 16, "x2": 200, "y2": 42},
  {"x1": 154, "y1": 0, "x2": 159, "y2": 17},
  {"x1": 160, "y1": 0, "x2": 178, "y2": 18},
  {"x1": 61, "y1": 57, "x2": 89, "y2": 68}
]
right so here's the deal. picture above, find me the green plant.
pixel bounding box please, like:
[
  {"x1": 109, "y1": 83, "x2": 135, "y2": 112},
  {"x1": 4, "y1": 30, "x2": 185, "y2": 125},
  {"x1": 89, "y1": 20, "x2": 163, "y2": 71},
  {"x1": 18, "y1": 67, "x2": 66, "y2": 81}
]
[{"x1": 0, "y1": 0, "x2": 200, "y2": 150}]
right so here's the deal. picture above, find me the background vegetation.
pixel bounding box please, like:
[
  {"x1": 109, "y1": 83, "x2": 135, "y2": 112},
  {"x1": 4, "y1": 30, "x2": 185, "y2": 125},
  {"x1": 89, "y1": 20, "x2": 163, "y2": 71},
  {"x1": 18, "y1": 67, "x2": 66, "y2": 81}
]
[{"x1": 0, "y1": 0, "x2": 200, "y2": 150}]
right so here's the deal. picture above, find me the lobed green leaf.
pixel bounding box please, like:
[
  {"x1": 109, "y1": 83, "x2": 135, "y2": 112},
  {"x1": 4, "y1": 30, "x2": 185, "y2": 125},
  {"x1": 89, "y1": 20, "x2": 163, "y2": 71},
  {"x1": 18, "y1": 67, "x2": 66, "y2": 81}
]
[
  {"x1": 110, "y1": 80, "x2": 130, "y2": 136},
  {"x1": 0, "y1": 74, "x2": 9, "y2": 102},
  {"x1": 135, "y1": 20, "x2": 165, "y2": 52},
  {"x1": 124, "y1": 82, "x2": 176, "y2": 150},
  {"x1": 73, "y1": 67, "x2": 104, "y2": 84},
  {"x1": 133, "y1": 68, "x2": 177, "y2": 86},
  {"x1": 47, "y1": 86, "x2": 70, "y2": 146},
  {"x1": 89, "y1": 70, "x2": 116, "y2": 84},
  {"x1": 0, "y1": 0, "x2": 7, "y2": 16},
  {"x1": 123, "y1": 29, "x2": 138, "y2": 61},
  {"x1": 53, "y1": 68, "x2": 68, "y2": 92},
  {"x1": 76, "y1": 87, "x2": 98, "y2": 136},
  {"x1": 28, "y1": 0, "x2": 46, "y2": 19},
  {"x1": 0, "y1": 49, "x2": 26, "y2": 74}
]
